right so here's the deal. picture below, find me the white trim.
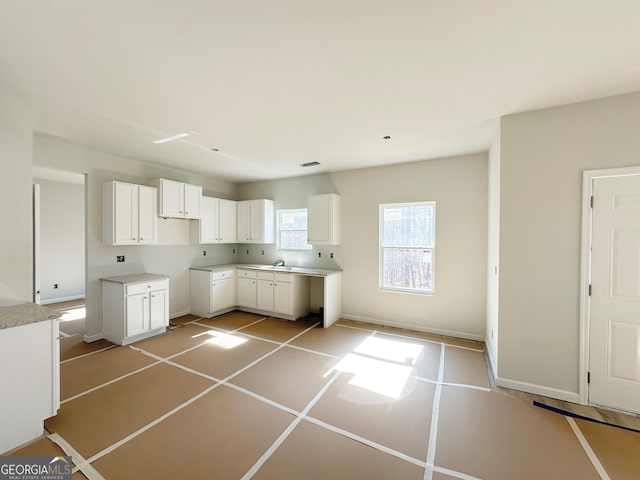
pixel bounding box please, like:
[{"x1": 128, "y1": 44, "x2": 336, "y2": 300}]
[
  {"x1": 41, "y1": 294, "x2": 85, "y2": 305},
  {"x1": 83, "y1": 332, "x2": 104, "y2": 343},
  {"x1": 169, "y1": 308, "x2": 191, "y2": 319},
  {"x1": 496, "y1": 376, "x2": 580, "y2": 403},
  {"x1": 379, "y1": 201, "x2": 436, "y2": 295},
  {"x1": 579, "y1": 166, "x2": 640, "y2": 407},
  {"x1": 340, "y1": 313, "x2": 484, "y2": 342},
  {"x1": 485, "y1": 340, "x2": 498, "y2": 381}
]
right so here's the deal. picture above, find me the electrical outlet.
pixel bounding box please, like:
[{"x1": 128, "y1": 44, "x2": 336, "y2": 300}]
[
  {"x1": 53, "y1": 284, "x2": 58, "y2": 289},
  {"x1": 116, "y1": 255, "x2": 125, "y2": 263},
  {"x1": 318, "y1": 252, "x2": 322, "y2": 258},
  {"x1": 330, "y1": 252, "x2": 334, "y2": 258},
  {"x1": 246, "y1": 249, "x2": 249, "y2": 254},
  {"x1": 261, "y1": 250, "x2": 265, "y2": 255},
  {"x1": 203, "y1": 250, "x2": 207, "y2": 256},
  {"x1": 233, "y1": 248, "x2": 236, "y2": 254}
]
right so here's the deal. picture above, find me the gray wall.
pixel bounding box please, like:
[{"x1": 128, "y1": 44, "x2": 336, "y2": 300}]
[
  {"x1": 33, "y1": 133, "x2": 238, "y2": 339},
  {"x1": 239, "y1": 153, "x2": 489, "y2": 340},
  {"x1": 34, "y1": 178, "x2": 85, "y2": 303},
  {"x1": 497, "y1": 91, "x2": 640, "y2": 397},
  {"x1": 0, "y1": 89, "x2": 33, "y2": 307}
]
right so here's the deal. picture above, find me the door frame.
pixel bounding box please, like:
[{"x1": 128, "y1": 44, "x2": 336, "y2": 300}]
[{"x1": 579, "y1": 165, "x2": 640, "y2": 406}]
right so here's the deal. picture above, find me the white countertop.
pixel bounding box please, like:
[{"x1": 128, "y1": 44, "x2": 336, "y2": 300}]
[
  {"x1": 100, "y1": 273, "x2": 170, "y2": 285},
  {"x1": 190, "y1": 263, "x2": 341, "y2": 277},
  {"x1": 0, "y1": 302, "x2": 62, "y2": 330}
]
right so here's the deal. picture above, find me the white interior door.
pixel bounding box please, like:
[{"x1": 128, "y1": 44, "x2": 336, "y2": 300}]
[
  {"x1": 589, "y1": 174, "x2": 640, "y2": 413},
  {"x1": 33, "y1": 184, "x2": 41, "y2": 304}
]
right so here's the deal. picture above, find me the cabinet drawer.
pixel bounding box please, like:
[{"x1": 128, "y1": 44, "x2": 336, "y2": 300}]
[
  {"x1": 257, "y1": 271, "x2": 274, "y2": 281},
  {"x1": 236, "y1": 269, "x2": 257, "y2": 279},
  {"x1": 213, "y1": 270, "x2": 234, "y2": 281},
  {"x1": 126, "y1": 279, "x2": 169, "y2": 296},
  {"x1": 274, "y1": 273, "x2": 293, "y2": 283}
]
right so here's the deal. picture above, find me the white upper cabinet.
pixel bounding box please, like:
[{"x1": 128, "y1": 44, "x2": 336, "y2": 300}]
[
  {"x1": 308, "y1": 193, "x2": 340, "y2": 245},
  {"x1": 218, "y1": 198, "x2": 237, "y2": 243},
  {"x1": 103, "y1": 181, "x2": 158, "y2": 245},
  {"x1": 197, "y1": 196, "x2": 237, "y2": 244},
  {"x1": 237, "y1": 199, "x2": 274, "y2": 244},
  {"x1": 153, "y1": 178, "x2": 202, "y2": 219}
]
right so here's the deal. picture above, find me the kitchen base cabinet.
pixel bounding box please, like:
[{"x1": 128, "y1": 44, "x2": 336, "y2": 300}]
[
  {"x1": 238, "y1": 271, "x2": 309, "y2": 321},
  {"x1": 0, "y1": 317, "x2": 59, "y2": 454},
  {"x1": 189, "y1": 268, "x2": 235, "y2": 318},
  {"x1": 236, "y1": 269, "x2": 258, "y2": 308},
  {"x1": 102, "y1": 276, "x2": 169, "y2": 346}
]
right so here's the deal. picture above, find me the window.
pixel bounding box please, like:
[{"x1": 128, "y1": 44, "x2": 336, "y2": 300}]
[
  {"x1": 277, "y1": 209, "x2": 312, "y2": 251},
  {"x1": 380, "y1": 202, "x2": 435, "y2": 294}
]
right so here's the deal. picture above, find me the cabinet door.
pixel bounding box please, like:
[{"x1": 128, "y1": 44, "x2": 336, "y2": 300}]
[
  {"x1": 126, "y1": 293, "x2": 149, "y2": 337},
  {"x1": 257, "y1": 279, "x2": 274, "y2": 311},
  {"x1": 218, "y1": 199, "x2": 237, "y2": 243},
  {"x1": 236, "y1": 277, "x2": 257, "y2": 308},
  {"x1": 199, "y1": 196, "x2": 219, "y2": 243},
  {"x1": 308, "y1": 194, "x2": 340, "y2": 244},
  {"x1": 249, "y1": 200, "x2": 264, "y2": 242},
  {"x1": 212, "y1": 278, "x2": 235, "y2": 311},
  {"x1": 149, "y1": 288, "x2": 168, "y2": 330},
  {"x1": 273, "y1": 281, "x2": 293, "y2": 315},
  {"x1": 160, "y1": 179, "x2": 184, "y2": 217},
  {"x1": 114, "y1": 182, "x2": 138, "y2": 244},
  {"x1": 184, "y1": 183, "x2": 202, "y2": 219},
  {"x1": 237, "y1": 201, "x2": 250, "y2": 242},
  {"x1": 138, "y1": 185, "x2": 158, "y2": 244}
]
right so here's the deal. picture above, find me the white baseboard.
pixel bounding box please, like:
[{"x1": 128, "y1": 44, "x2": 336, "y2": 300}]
[
  {"x1": 41, "y1": 295, "x2": 85, "y2": 305},
  {"x1": 170, "y1": 308, "x2": 191, "y2": 320},
  {"x1": 485, "y1": 343, "x2": 498, "y2": 381},
  {"x1": 340, "y1": 313, "x2": 485, "y2": 343},
  {"x1": 83, "y1": 332, "x2": 104, "y2": 343},
  {"x1": 496, "y1": 377, "x2": 580, "y2": 404}
]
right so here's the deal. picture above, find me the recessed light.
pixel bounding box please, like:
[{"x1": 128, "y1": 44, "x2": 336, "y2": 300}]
[
  {"x1": 383, "y1": 135, "x2": 391, "y2": 140},
  {"x1": 153, "y1": 132, "x2": 192, "y2": 144},
  {"x1": 299, "y1": 161, "x2": 321, "y2": 167}
]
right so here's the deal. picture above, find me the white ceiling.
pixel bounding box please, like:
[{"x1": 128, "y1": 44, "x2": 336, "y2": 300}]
[{"x1": 2, "y1": 1, "x2": 640, "y2": 182}]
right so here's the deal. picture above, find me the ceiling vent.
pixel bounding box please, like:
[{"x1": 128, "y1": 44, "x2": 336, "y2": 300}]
[{"x1": 299, "y1": 161, "x2": 321, "y2": 167}]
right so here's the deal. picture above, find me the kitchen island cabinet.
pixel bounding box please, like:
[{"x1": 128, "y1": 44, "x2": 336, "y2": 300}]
[{"x1": 0, "y1": 303, "x2": 61, "y2": 453}]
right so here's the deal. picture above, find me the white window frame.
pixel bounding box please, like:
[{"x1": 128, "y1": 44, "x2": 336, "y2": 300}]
[
  {"x1": 379, "y1": 201, "x2": 436, "y2": 295},
  {"x1": 277, "y1": 208, "x2": 312, "y2": 251}
]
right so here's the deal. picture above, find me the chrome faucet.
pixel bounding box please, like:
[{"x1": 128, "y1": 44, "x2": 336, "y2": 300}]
[{"x1": 274, "y1": 259, "x2": 285, "y2": 267}]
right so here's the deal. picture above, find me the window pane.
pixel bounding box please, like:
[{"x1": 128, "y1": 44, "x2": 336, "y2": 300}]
[
  {"x1": 382, "y1": 248, "x2": 433, "y2": 291},
  {"x1": 280, "y1": 211, "x2": 307, "y2": 231},
  {"x1": 280, "y1": 231, "x2": 309, "y2": 250},
  {"x1": 382, "y1": 203, "x2": 434, "y2": 247}
]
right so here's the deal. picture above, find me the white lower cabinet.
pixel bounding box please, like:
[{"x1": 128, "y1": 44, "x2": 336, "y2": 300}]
[
  {"x1": 102, "y1": 277, "x2": 169, "y2": 345},
  {"x1": 246, "y1": 271, "x2": 310, "y2": 320},
  {"x1": 257, "y1": 272, "x2": 275, "y2": 311},
  {"x1": 0, "y1": 317, "x2": 60, "y2": 454},
  {"x1": 189, "y1": 269, "x2": 235, "y2": 317},
  {"x1": 190, "y1": 267, "x2": 312, "y2": 322},
  {"x1": 236, "y1": 269, "x2": 258, "y2": 308}
]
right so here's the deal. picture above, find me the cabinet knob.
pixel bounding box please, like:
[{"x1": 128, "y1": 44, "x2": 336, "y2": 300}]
[
  {"x1": 185, "y1": 211, "x2": 189, "y2": 214},
  {"x1": 140, "y1": 237, "x2": 144, "y2": 240}
]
